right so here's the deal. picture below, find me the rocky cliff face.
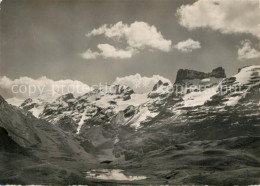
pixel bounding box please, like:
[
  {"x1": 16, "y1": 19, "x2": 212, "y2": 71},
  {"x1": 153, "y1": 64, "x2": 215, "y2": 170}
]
[{"x1": 175, "y1": 67, "x2": 226, "y2": 83}]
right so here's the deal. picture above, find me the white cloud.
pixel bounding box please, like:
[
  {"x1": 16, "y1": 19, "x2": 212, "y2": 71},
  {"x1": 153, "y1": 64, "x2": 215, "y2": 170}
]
[
  {"x1": 127, "y1": 22, "x2": 172, "y2": 51},
  {"x1": 81, "y1": 49, "x2": 100, "y2": 59},
  {"x1": 87, "y1": 22, "x2": 127, "y2": 39},
  {"x1": 0, "y1": 76, "x2": 91, "y2": 101},
  {"x1": 114, "y1": 73, "x2": 171, "y2": 93},
  {"x1": 88, "y1": 21, "x2": 172, "y2": 51},
  {"x1": 83, "y1": 21, "x2": 172, "y2": 59},
  {"x1": 174, "y1": 39, "x2": 201, "y2": 52},
  {"x1": 97, "y1": 44, "x2": 134, "y2": 59},
  {"x1": 238, "y1": 40, "x2": 260, "y2": 60},
  {"x1": 81, "y1": 44, "x2": 134, "y2": 59},
  {"x1": 177, "y1": 0, "x2": 260, "y2": 39}
]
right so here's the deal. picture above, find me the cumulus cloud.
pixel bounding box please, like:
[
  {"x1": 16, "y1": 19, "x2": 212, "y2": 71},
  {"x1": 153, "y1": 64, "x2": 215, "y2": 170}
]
[
  {"x1": 83, "y1": 21, "x2": 172, "y2": 59},
  {"x1": 87, "y1": 21, "x2": 172, "y2": 51},
  {"x1": 238, "y1": 40, "x2": 260, "y2": 60},
  {"x1": 0, "y1": 76, "x2": 91, "y2": 103},
  {"x1": 81, "y1": 49, "x2": 100, "y2": 59},
  {"x1": 97, "y1": 44, "x2": 134, "y2": 59},
  {"x1": 81, "y1": 44, "x2": 134, "y2": 59},
  {"x1": 114, "y1": 73, "x2": 171, "y2": 93},
  {"x1": 176, "y1": 0, "x2": 260, "y2": 39},
  {"x1": 87, "y1": 22, "x2": 127, "y2": 39},
  {"x1": 174, "y1": 39, "x2": 201, "y2": 52}
]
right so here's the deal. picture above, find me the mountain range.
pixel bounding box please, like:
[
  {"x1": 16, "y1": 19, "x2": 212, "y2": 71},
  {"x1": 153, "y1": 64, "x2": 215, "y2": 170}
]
[{"x1": 0, "y1": 65, "x2": 260, "y2": 184}]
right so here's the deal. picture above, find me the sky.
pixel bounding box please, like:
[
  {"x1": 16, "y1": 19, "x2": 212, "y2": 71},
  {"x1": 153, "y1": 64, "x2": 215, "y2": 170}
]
[{"x1": 0, "y1": 0, "x2": 260, "y2": 99}]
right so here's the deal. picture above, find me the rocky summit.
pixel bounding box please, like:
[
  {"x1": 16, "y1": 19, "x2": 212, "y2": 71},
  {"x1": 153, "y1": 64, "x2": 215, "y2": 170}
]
[
  {"x1": 1, "y1": 65, "x2": 260, "y2": 184},
  {"x1": 175, "y1": 67, "x2": 226, "y2": 83}
]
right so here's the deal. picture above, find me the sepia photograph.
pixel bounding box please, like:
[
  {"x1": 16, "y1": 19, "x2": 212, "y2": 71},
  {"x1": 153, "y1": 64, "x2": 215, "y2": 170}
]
[{"x1": 0, "y1": 0, "x2": 260, "y2": 184}]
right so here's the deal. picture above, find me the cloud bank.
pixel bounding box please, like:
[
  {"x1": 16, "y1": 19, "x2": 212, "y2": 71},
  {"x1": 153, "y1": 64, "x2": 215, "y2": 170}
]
[
  {"x1": 82, "y1": 21, "x2": 172, "y2": 59},
  {"x1": 0, "y1": 74, "x2": 172, "y2": 105},
  {"x1": 114, "y1": 73, "x2": 171, "y2": 93},
  {"x1": 238, "y1": 40, "x2": 260, "y2": 60},
  {"x1": 0, "y1": 76, "x2": 91, "y2": 102},
  {"x1": 177, "y1": 0, "x2": 260, "y2": 39},
  {"x1": 174, "y1": 39, "x2": 201, "y2": 52}
]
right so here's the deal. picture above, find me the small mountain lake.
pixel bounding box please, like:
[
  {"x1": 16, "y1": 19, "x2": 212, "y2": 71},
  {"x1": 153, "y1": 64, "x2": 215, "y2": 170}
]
[{"x1": 85, "y1": 169, "x2": 147, "y2": 181}]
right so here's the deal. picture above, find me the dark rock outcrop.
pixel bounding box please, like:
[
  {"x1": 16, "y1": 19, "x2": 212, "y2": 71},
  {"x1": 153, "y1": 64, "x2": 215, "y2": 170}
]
[
  {"x1": 175, "y1": 67, "x2": 226, "y2": 83},
  {"x1": 152, "y1": 80, "x2": 164, "y2": 91},
  {"x1": 56, "y1": 115, "x2": 78, "y2": 133},
  {"x1": 123, "y1": 94, "x2": 131, "y2": 101},
  {"x1": 56, "y1": 93, "x2": 74, "y2": 102},
  {"x1": 123, "y1": 105, "x2": 136, "y2": 118},
  {"x1": 0, "y1": 127, "x2": 27, "y2": 155},
  {"x1": 21, "y1": 98, "x2": 33, "y2": 107},
  {"x1": 110, "y1": 84, "x2": 134, "y2": 96},
  {"x1": 0, "y1": 95, "x2": 6, "y2": 105},
  {"x1": 148, "y1": 80, "x2": 172, "y2": 99}
]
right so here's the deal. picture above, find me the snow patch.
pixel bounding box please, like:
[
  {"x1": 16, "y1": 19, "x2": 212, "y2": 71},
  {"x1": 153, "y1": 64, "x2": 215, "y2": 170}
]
[
  {"x1": 201, "y1": 78, "x2": 210, "y2": 82},
  {"x1": 113, "y1": 93, "x2": 150, "y2": 112},
  {"x1": 225, "y1": 96, "x2": 242, "y2": 106},
  {"x1": 128, "y1": 107, "x2": 158, "y2": 129},
  {"x1": 77, "y1": 108, "x2": 89, "y2": 134},
  {"x1": 234, "y1": 65, "x2": 260, "y2": 85},
  {"x1": 91, "y1": 93, "x2": 150, "y2": 112},
  {"x1": 182, "y1": 86, "x2": 218, "y2": 107},
  {"x1": 30, "y1": 106, "x2": 44, "y2": 118}
]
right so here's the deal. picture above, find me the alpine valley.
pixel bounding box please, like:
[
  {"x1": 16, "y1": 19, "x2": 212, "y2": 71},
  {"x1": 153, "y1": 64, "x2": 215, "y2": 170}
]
[{"x1": 1, "y1": 65, "x2": 260, "y2": 184}]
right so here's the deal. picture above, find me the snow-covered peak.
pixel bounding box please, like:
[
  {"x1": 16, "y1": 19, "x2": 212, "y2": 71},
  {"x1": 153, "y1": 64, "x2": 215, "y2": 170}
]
[
  {"x1": 19, "y1": 92, "x2": 62, "y2": 118},
  {"x1": 148, "y1": 80, "x2": 173, "y2": 99},
  {"x1": 203, "y1": 65, "x2": 260, "y2": 107},
  {"x1": 173, "y1": 66, "x2": 260, "y2": 108},
  {"x1": 114, "y1": 73, "x2": 171, "y2": 93}
]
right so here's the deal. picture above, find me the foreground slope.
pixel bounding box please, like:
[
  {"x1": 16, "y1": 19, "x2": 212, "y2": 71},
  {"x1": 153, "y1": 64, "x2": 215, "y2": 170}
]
[{"x1": 0, "y1": 95, "x2": 97, "y2": 184}]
